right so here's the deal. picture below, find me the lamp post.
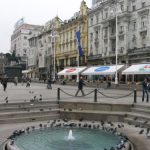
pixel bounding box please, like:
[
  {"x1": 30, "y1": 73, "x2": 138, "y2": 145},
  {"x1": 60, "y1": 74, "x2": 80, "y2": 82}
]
[
  {"x1": 50, "y1": 30, "x2": 58, "y2": 82},
  {"x1": 115, "y1": 6, "x2": 118, "y2": 85},
  {"x1": 111, "y1": 2, "x2": 121, "y2": 84}
]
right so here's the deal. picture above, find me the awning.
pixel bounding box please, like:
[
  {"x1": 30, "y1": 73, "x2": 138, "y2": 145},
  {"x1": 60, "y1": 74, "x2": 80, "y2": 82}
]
[
  {"x1": 122, "y1": 64, "x2": 150, "y2": 74},
  {"x1": 22, "y1": 70, "x2": 32, "y2": 74},
  {"x1": 57, "y1": 67, "x2": 87, "y2": 76},
  {"x1": 81, "y1": 65, "x2": 124, "y2": 75}
]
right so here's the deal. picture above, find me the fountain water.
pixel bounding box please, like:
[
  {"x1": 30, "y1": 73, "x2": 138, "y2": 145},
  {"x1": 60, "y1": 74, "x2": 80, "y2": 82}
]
[{"x1": 67, "y1": 130, "x2": 75, "y2": 140}]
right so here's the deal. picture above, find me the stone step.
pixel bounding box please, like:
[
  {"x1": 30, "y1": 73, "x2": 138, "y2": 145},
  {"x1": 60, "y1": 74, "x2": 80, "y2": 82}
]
[
  {"x1": 0, "y1": 101, "x2": 59, "y2": 108},
  {"x1": 0, "y1": 109, "x2": 59, "y2": 119},
  {"x1": 131, "y1": 108, "x2": 150, "y2": 116},
  {"x1": 60, "y1": 109, "x2": 126, "y2": 122},
  {"x1": 0, "y1": 114, "x2": 60, "y2": 124},
  {"x1": 0, "y1": 104, "x2": 59, "y2": 112},
  {"x1": 133, "y1": 104, "x2": 150, "y2": 110},
  {"x1": 124, "y1": 117, "x2": 150, "y2": 128},
  {"x1": 127, "y1": 112, "x2": 150, "y2": 121}
]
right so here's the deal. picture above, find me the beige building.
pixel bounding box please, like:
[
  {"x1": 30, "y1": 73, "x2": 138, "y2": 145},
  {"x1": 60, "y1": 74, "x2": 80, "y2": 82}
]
[{"x1": 56, "y1": 1, "x2": 89, "y2": 76}]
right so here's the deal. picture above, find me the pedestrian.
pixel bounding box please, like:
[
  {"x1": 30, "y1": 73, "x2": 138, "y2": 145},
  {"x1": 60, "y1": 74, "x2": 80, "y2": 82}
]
[
  {"x1": 14, "y1": 76, "x2": 18, "y2": 86},
  {"x1": 75, "y1": 76, "x2": 85, "y2": 96},
  {"x1": 26, "y1": 77, "x2": 30, "y2": 87},
  {"x1": 142, "y1": 78, "x2": 149, "y2": 102},
  {"x1": 47, "y1": 78, "x2": 52, "y2": 89},
  {"x1": 1, "y1": 77, "x2": 8, "y2": 91},
  {"x1": 107, "y1": 77, "x2": 111, "y2": 88}
]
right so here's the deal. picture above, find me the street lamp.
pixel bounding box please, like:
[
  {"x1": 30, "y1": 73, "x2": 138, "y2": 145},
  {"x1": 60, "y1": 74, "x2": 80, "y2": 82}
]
[
  {"x1": 50, "y1": 30, "x2": 59, "y2": 82},
  {"x1": 110, "y1": 3, "x2": 122, "y2": 84}
]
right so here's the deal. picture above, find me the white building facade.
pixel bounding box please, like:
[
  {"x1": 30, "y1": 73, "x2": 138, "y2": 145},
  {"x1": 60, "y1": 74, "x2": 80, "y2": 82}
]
[
  {"x1": 28, "y1": 17, "x2": 62, "y2": 80},
  {"x1": 11, "y1": 20, "x2": 42, "y2": 66},
  {"x1": 88, "y1": 0, "x2": 150, "y2": 66}
]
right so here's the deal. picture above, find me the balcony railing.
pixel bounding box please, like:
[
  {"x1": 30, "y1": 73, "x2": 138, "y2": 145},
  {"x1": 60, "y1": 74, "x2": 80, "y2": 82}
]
[
  {"x1": 87, "y1": 54, "x2": 102, "y2": 60},
  {"x1": 127, "y1": 46, "x2": 150, "y2": 54},
  {"x1": 119, "y1": 30, "x2": 124, "y2": 35},
  {"x1": 109, "y1": 51, "x2": 115, "y2": 56},
  {"x1": 139, "y1": 26, "x2": 147, "y2": 33}
]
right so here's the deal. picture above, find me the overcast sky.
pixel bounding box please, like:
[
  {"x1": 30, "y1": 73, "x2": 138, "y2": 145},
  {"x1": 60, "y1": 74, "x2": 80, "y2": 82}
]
[{"x1": 0, "y1": 0, "x2": 91, "y2": 53}]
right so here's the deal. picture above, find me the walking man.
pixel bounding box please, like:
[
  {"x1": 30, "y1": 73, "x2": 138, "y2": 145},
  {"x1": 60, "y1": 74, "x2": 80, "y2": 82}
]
[
  {"x1": 75, "y1": 76, "x2": 85, "y2": 96},
  {"x1": 142, "y1": 78, "x2": 149, "y2": 102},
  {"x1": 47, "y1": 78, "x2": 52, "y2": 89},
  {"x1": 1, "y1": 77, "x2": 8, "y2": 91}
]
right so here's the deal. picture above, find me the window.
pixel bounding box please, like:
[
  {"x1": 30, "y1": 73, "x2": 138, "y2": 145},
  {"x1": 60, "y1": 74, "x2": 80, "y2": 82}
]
[
  {"x1": 90, "y1": 45, "x2": 93, "y2": 55},
  {"x1": 90, "y1": 18, "x2": 93, "y2": 26},
  {"x1": 120, "y1": 47, "x2": 124, "y2": 53},
  {"x1": 120, "y1": 4, "x2": 124, "y2": 12},
  {"x1": 119, "y1": 26, "x2": 124, "y2": 33},
  {"x1": 90, "y1": 33, "x2": 93, "y2": 42},
  {"x1": 104, "y1": 28, "x2": 108, "y2": 38},
  {"x1": 70, "y1": 31, "x2": 72, "y2": 39},
  {"x1": 24, "y1": 36, "x2": 27, "y2": 39},
  {"x1": 105, "y1": 12, "x2": 108, "y2": 19},
  {"x1": 141, "y1": 16, "x2": 147, "y2": 28},
  {"x1": 105, "y1": 47, "x2": 107, "y2": 53},
  {"x1": 95, "y1": 31, "x2": 98, "y2": 39},
  {"x1": 133, "y1": 22, "x2": 136, "y2": 31},
  {"x1": 142, "y1": 2, "x2": 146, "y2": 8},
  {"x1": 143, "y1": 44, "x2": 146, "y2": 48},
  {"x1": 96, "y1": 14, "x2": 99, "y2": 23},
  {"x1": 132, "y1": 5, "x2": 136, "y2": 11}
]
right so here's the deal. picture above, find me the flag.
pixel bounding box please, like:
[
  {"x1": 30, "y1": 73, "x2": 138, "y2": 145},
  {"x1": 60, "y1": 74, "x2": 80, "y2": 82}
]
[{"x1": 76, "y1": 30, "x2": 84, "y2": 57}]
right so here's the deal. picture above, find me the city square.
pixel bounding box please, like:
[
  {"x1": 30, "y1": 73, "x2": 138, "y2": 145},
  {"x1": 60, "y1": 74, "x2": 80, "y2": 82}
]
[{"x1": 0, "y1": 0, "x2": 150, "y2": 150}]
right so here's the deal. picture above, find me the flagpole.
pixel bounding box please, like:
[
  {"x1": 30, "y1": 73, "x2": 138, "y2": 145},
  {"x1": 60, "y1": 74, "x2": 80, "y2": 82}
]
[
  {"x1": 76, "y1": 23, "x2": 84, "y2": 82},
  {"x1": 77, "y1": 46, "x2": 79, "y2": 83},
  {"x1": 76, "y1": 23, "x2": 80, "y2": 83}
]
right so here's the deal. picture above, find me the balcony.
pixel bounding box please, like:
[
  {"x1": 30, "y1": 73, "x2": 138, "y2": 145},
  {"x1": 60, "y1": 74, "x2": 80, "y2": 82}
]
[
  {"x1": 127, "y1": 46, "x2": 150, "y2": 55},
  {"x1": 103, "y1": 34, "x2": 108, "y2": 39},
  {"x1": 102, "y1": 10, "x2": 130, "y2": 24},
  {"x1": 119, "y1": 49, "x2": 124, "y2": 54},
  {"x1": 94, "y1": 38, "x2": 99, "y2": 45},
  {"x1": 109, "y1": 51, "x2": 115, "y2": 56},
  {"x1": 64, "y1": 52, "x2": 69, "y2": 57},
  {"x1": 139, "y1": 26, "x2": 147, "y2": 33},
  {"x1": 119, "y1": 30, "x2": 124, "y2": 35},
  {"x1": 110, "y1": 32, "x2": 116, "y2": 39},
  {"x1": 87, "y1": 54, "x2": 102, "y2": 61}
]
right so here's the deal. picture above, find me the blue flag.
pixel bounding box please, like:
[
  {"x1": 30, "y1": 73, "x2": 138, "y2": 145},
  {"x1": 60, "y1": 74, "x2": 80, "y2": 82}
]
[{"x1": 76, "y1": 30, "x2": 84, "y2": 57}]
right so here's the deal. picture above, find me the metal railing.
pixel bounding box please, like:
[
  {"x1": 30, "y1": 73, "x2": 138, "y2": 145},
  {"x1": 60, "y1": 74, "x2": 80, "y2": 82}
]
[{"x1": 57, "y1": 88, "x2": 137, "y2": 103}]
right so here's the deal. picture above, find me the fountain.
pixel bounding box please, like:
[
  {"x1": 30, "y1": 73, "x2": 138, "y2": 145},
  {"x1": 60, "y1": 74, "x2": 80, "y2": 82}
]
[
  {"x1": 4, "y1": 120, "x2": 131, "y2": 150},
  {"x1": 67, "y1": 130, "x2": 75, "y2": 140}
]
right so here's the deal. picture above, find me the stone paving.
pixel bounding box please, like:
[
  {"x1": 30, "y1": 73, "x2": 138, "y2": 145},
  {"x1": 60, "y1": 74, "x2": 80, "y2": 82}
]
[
  {"x1": 0, "y1": 82, "x2": 147, "y2": 104},
  {"x1": 0, "y1": 82, "x2": 150, "y2": 150}
]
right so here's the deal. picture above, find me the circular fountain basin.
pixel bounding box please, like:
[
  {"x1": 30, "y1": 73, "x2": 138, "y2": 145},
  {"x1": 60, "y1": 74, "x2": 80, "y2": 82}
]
[{"x1": 13, "y1": 128, "x2": 121, "y2": 150}]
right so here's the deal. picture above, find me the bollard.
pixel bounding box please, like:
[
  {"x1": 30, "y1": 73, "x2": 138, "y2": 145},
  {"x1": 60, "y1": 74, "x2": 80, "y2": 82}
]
[
  {"x1": 94, "y1": 89, "x2": 97, "y2": 102},
  {"x1": 134, "y1": 89, "x2": 137, "y2": 103},
  {"x1": 57, "y1": 88, "x2": 60, "y2": 101}
]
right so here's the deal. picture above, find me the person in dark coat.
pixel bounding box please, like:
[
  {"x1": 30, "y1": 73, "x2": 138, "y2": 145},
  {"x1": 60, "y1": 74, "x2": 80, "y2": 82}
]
[
  {"x1": 75, "y1": 76, "x2": 85, "y2": 96},
  {"x1": 142, "y1": 78, "x2": 149, "y2": 102},
  {"x1": 107, "y1": 77, "x2": 111, "y2": 88},
  {"x1": 47, "y1": 78, "x2": 52, "y2": 89},
  {"x1": 1, "y1": 77, "x2": 8, "y2": 91}
]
